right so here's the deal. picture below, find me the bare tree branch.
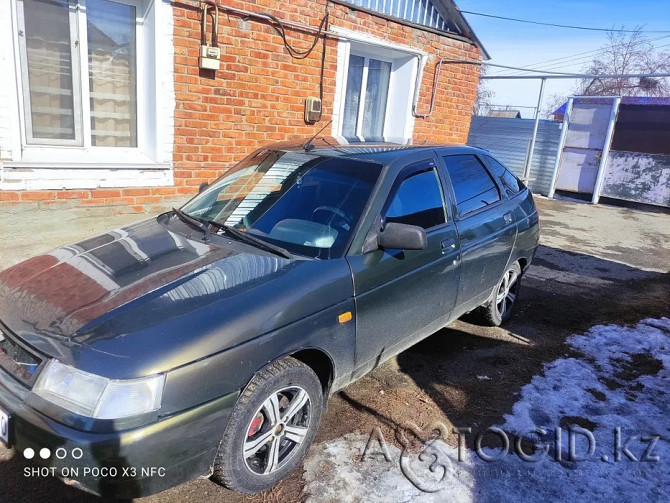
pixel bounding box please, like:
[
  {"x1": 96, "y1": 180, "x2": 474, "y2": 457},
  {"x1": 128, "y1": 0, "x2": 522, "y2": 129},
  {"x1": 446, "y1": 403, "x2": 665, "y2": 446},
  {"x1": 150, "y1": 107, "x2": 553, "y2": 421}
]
[
  {"x1": 541, "y1": 93, "x2": 568, "y2": 119},
  {"x1": 474, "y1": 66, "x2": 495, "y2": 115},
  {"x1": 575, "y1": 27, "x2": 670, "y2": 96}
]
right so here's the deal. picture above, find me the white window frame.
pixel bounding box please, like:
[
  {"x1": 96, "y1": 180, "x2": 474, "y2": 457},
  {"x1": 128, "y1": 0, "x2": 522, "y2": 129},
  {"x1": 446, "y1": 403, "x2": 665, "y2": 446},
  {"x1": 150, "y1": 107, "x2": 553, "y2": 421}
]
[
  {"x1": 16, "y1": 0, "x2": 84, "y2": 146},
  {"x1": 11, "y1": 0, "x2": 164, "y2": 167},
  {"x1": 331, "y1": 26, "x2": 427, "y2": 144}
]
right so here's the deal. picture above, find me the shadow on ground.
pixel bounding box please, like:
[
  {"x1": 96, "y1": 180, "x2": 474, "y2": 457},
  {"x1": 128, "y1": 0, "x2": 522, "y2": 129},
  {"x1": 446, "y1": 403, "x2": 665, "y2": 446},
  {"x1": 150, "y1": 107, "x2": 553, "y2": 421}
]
[{"x1": 324, "y1": 245, "x2": 670, "y2": 451}]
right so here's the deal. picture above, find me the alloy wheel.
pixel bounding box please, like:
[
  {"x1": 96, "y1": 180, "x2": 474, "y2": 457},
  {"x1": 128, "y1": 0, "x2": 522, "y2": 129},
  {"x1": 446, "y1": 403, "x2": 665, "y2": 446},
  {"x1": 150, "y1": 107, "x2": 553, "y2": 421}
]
[
  {"x1": 495, "y1": 268, "x2": 519, "y2": 318},
  {"x1": 243, "y1": 386, "x2": 311, "y2": 475}
]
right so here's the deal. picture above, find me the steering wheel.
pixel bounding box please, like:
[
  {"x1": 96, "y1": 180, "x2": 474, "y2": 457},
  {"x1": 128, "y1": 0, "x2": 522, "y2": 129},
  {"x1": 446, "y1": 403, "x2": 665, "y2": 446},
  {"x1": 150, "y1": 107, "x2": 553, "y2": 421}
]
[{"x1": 312, "y1": 206, "x2": 352, "y2": 232}]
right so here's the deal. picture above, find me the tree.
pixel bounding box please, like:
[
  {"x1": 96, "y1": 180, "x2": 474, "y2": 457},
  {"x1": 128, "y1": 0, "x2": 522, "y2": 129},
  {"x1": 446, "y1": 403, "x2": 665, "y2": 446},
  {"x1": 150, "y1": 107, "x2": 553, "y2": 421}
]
[
  {"x1": 473, "y1": 66, "x2": 495, "y2": 115},
  {"x1": 576, "y1": 28, "x2": 670, "y2": 96},
  {"x1": 541, "y1": 93, "x2": 568, "y2": 120}
]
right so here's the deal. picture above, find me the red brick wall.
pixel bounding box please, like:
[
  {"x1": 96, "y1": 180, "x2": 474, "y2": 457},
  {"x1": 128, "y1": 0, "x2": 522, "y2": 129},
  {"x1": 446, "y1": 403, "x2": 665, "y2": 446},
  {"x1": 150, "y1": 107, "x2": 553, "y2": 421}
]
[
  {"x1": 1, "y1": 0, "x2": 481, "y2": 211},
  {"x1": 0, "y1": 187, "x2": 187, "y2": 214}
]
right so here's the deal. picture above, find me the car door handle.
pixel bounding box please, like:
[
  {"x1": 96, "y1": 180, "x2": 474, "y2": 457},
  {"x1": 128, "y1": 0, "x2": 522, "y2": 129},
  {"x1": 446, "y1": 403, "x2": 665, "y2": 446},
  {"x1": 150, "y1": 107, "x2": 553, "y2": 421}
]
[
  {"x1": 504, "y1": 212, "x2": 513, "y2": 224},
  {"x1": 441, "y1": 237, "x2": 457, "y2": 251}
]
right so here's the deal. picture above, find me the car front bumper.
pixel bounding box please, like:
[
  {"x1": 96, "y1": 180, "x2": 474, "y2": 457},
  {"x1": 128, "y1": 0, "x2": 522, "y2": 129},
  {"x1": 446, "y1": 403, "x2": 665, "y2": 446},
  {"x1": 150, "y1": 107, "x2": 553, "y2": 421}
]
[{"x1": 0, "y1": 371, "x2": 238, "y2": 498}]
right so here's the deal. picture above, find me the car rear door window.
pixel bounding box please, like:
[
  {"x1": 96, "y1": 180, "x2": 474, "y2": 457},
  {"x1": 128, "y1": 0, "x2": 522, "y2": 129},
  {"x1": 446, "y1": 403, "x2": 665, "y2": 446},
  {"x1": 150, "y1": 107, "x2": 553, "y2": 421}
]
[
  {"x1": 442, "y1": 155, "x2": 501, "y2": 216},
  {"x1": 385, "y1": 167, "x2": 446, "y2": 229},
  {"x1": 482, "y1": 155, "x2": 525, "y2": 197}
]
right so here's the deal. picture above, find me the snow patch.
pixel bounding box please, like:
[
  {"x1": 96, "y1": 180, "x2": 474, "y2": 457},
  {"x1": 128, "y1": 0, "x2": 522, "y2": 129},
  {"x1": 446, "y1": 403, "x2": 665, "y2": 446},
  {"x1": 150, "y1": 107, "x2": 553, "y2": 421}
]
[
  {"x1": 302, "y1": 433, "x2": 477, "y2": 503},
  {"x1": 303, "y1": 318, "x2": 670, "y2": 502}
]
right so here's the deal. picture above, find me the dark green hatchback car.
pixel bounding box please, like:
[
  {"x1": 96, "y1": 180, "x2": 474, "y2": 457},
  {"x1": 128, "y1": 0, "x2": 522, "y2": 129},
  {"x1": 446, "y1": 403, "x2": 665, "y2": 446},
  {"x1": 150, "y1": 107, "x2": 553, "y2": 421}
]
[{"x1": 0, "y1": 140, "x2": 539, "y2": 497}]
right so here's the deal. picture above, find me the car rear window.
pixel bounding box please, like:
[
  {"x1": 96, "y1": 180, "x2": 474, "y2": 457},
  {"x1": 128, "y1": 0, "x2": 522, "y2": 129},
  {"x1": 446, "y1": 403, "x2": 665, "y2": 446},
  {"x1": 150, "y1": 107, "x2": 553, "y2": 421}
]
[
  {"x1": 442, "y1": 155, "x2": 501, "y2": 216},
  {"x1": 482, "y1": 155, "x2": 526, "y2": 197}
]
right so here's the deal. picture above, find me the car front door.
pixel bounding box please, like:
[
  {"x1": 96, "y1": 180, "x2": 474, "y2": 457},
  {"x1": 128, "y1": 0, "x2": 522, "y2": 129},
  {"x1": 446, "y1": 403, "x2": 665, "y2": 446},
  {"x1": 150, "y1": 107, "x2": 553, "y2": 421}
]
[
  {"x1": 439, "y1": 153, "x2": 517, "y2": 314},
  {"x1": 346, "y1": 158, "x2": 461, "y2": 378}
]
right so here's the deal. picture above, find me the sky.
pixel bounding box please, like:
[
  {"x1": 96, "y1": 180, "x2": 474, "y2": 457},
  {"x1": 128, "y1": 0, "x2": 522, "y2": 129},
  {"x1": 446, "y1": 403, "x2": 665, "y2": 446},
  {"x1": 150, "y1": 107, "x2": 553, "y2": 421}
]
[{"x1": 454, "y1": 1, "x2": 670, "y2": 117}]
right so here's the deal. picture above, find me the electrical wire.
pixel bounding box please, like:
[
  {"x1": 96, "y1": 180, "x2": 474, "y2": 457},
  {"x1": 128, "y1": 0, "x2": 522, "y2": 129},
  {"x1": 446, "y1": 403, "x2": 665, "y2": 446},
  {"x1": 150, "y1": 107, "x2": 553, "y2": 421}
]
[
  {"x1": 186, "y1": 0, "x2": 337, "y2": 57},
  {"x1": 261, "y1": 12, "x2": 330, "y2": 60},
  {"x1": 318, "y1": 6, "x2": 329, "y2": 106},
  {"x1": 260, "y1": 7, "x2": 330, "y2": 115},
  {"x1": 460, "y1": 10, "x2": 670, "y2": 33},
  {"x1": 490, "y1": 35, "x2": 670, "y2": 76},
  {"x1": 525, "y1": 43, "x2": 670, "y2": 73},
  {"x1": 497, "y1": 41, "x2": 670, "y2": 77},
  {"x1": 184, "y1": 0, "x2": 332, "y2": 119},
  {"x1": 510, "y1": 34, "x2": 670, "y2": 69}
]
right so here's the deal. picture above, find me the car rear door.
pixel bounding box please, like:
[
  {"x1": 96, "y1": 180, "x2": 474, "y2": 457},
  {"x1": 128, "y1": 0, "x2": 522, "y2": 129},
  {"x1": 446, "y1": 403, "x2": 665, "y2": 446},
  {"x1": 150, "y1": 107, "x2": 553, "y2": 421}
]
[
  {"x1": 438, "y1": 153, "x2": 517, "y2": 314},
  {"x1": 346, "y1": 157, "x2": 461, "y2": 378}
]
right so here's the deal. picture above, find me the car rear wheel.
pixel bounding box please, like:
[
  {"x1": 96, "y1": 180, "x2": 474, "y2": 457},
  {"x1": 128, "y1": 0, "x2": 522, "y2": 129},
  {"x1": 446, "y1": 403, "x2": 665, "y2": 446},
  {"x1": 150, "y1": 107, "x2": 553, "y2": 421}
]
[
  {"x1": 476, "y1": 262, "x2": 522, "y2": 326},
  {"x1": 211, "y1": 356, "x2": 323, "y2": 494}
]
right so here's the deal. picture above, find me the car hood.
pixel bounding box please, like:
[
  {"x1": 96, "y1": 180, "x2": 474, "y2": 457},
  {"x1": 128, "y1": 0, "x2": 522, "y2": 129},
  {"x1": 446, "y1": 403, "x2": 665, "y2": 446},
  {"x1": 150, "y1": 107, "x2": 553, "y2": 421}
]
[{"x1": 0, "y1": 215, "x2": 353, "y2": 378}]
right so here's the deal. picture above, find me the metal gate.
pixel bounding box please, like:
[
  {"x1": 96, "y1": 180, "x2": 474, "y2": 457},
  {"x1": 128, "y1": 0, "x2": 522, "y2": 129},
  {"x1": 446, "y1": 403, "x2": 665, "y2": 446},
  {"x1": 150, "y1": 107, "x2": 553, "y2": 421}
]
[{"x1": 552, "y1": 98, "x2": 619, "y2": 195}]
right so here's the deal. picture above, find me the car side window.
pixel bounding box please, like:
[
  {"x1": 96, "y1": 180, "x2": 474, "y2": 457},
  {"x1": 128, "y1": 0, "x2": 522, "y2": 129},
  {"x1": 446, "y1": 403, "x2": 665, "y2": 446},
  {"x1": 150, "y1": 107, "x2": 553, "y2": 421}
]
[
  {"x1": 482, "y1": 155, "x2": 525, "y2": 197},
  {"x1": 442, "y1": 155, "x2": 501, "y2": 216},
  {"x1": 385, "y1": 167, "x2": 446, "y2": 229}
]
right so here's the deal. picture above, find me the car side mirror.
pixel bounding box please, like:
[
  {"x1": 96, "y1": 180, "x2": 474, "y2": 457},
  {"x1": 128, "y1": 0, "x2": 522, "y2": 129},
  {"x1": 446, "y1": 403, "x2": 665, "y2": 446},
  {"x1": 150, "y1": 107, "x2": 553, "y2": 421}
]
[
  {"x1": 198, "y1": 182, "x2": 209, "y2": 194},
  {"x1": 377, "y1": 222, "x2": 427, "y2": 251}
]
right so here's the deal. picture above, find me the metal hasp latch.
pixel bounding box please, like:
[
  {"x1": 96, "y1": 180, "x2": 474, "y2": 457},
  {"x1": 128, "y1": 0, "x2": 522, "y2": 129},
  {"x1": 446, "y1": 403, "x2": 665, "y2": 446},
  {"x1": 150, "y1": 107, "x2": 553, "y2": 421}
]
[{"x1": 199, "y1": 1, "x2": 220, "y2": 71}]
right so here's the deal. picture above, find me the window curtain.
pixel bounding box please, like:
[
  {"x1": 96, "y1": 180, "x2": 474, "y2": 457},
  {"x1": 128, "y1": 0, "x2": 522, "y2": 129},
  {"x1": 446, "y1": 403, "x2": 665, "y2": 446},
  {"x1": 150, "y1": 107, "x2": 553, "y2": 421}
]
[
  {"x1": 87, "y1": 0, "x2": 137, "y2": 147},
  {"x1": 342, "y1": 55, "x2": 364, "y2": 139},
  {"x1": 362, "y1": 59, "x2": 391, "y2": 140},
  {"x1": 23, "y1": 0, "x2": 76, "y2": 140},
  {"x1": 341, "y1": 56, "x2": 391, "y2": 140}
]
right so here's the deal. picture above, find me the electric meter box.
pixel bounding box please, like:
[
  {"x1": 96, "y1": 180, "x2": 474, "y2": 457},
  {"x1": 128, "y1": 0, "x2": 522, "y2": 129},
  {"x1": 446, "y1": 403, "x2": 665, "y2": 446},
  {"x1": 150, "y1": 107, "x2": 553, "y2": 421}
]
[
  {"x1": 305, "y1": 97, "x2": 322, "y2": 123},
  {"x1": 200, "y1": 45, "x2": 221, "y2": 71}
]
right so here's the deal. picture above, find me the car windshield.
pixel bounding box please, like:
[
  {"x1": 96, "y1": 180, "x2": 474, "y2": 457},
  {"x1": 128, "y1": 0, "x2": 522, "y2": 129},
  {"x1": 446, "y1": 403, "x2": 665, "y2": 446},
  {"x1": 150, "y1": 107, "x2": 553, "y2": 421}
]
[{"x1": 181, "y1": 149, "x2": 383, "y2": 258}]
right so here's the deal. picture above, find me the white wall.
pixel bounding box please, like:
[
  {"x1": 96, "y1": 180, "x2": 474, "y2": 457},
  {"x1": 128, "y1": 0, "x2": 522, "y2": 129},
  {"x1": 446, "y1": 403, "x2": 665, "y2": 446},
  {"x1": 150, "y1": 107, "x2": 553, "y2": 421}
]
[
  {"x1": 0, "y1": 0, "x2": 176, "y2": 191},
  {"x1": 0, "y1": 0, "x2": 20, "y2": 162}
]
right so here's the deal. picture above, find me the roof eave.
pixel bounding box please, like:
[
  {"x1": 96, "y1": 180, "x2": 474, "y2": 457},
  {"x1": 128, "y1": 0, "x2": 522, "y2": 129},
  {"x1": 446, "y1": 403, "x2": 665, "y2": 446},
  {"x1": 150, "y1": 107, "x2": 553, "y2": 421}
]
[{"x1": 433, "y1": 0, "x2": 490, "y2": 60}]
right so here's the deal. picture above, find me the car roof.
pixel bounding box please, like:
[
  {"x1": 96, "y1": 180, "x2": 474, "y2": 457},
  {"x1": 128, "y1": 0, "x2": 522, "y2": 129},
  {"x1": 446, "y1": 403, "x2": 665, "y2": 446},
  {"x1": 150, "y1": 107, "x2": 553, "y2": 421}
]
[{"x1": 269, "y1": 137, "x2": 488, "y2": 165}]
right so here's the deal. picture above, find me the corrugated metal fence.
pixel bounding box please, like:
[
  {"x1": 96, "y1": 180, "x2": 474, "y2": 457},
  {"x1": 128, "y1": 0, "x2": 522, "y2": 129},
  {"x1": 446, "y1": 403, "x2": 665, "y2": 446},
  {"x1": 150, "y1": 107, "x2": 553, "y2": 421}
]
[{"x1": 467, "y1": 116, "x2": 562, "y2": 195}]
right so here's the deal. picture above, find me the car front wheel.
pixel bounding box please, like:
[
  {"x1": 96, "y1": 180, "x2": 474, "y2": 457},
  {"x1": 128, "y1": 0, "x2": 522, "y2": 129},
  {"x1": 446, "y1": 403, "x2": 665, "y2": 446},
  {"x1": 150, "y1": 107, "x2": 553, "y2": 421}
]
[
  {"x1": 211, "y1": 356, "x2": 323, "y2": 493},
  {"x1": 476, "y1": 262, "x2": 522, "y2": 326}
]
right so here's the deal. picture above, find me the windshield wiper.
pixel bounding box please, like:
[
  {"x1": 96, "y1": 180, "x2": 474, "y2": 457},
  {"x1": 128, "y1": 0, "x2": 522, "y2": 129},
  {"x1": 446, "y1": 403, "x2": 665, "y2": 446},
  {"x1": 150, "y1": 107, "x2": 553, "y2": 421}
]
[
  {"x1": 210, "y1": 222, "x2": 293, "y2": 260},
  {"x1": 173, "y1": 208, "x2": 292, "y2": 258},
  {"x1": 172, "y1": 207, "x2": 212, "y2": 242}
]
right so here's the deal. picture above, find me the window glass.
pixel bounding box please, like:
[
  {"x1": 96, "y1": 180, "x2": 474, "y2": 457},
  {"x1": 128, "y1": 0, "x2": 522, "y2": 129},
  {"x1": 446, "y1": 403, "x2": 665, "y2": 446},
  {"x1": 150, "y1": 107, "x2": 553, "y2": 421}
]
[
  {"x1": 342, "y1": 55, "x2": 391, "y2": 141},
  {"x1": 611, "y1": 105, "x2": 670, "y2": 156},
  {"x1": 87, "y1": 0, "x2": 138, "y2": 147},
  {"x1": 342, "y1": 55, "x2": 364, "y2": 138},
  {"x1": 483, "y1": 155, "x2": 525, "y2": 197},
  {"x1": 361, "y1": 59, "x2": 391, "y2": 140},
  {"x1": 443, "y1": 155, "x2": 501, "y2": 215},
  {"x1": 19, "y1": 0, "x2": 139, "y2": 148},
  {"x1": 22, "y1": 0, "x2": 76, "y2": 140},
  {"x1": 386, "y1": 169, "x2": 446, "y2": 229},
  {"x1": 182, "y1": 151, "x2": 383, "y2": 259}
]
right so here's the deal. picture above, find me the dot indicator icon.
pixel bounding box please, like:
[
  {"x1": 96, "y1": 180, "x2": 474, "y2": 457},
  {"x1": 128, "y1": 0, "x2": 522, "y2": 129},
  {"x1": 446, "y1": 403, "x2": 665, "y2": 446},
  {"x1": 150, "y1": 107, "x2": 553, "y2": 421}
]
[
  {"x1": 39, "y1": 448, "x2": 51, "y2": 460},
  {"x1": 23, "y1": 448, "x2": 35, "y2": 460}
]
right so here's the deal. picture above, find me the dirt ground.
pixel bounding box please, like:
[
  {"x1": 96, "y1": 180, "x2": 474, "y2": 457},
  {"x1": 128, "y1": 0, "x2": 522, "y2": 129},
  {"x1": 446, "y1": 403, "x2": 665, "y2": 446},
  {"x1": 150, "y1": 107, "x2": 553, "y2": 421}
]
[{"x1": 0, "y1": 196, "x2": 669, "y2": 503}]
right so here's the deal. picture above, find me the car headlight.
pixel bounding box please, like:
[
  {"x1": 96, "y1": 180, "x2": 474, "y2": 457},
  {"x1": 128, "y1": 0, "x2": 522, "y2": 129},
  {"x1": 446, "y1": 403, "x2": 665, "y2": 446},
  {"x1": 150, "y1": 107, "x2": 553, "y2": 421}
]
[{"x1": 33, "y1": 360, "x2": 165, "y2": 419}]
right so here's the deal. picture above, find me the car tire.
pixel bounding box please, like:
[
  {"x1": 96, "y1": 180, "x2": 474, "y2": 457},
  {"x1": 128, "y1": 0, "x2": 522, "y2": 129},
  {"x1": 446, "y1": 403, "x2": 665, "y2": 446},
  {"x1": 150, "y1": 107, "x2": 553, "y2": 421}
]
[
  {"x1": 211, "y1": 356, "x2": 323, "y2": 494},
  {"x1": 475, "y1": 262, "x2": 522, "y2": 327}
]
